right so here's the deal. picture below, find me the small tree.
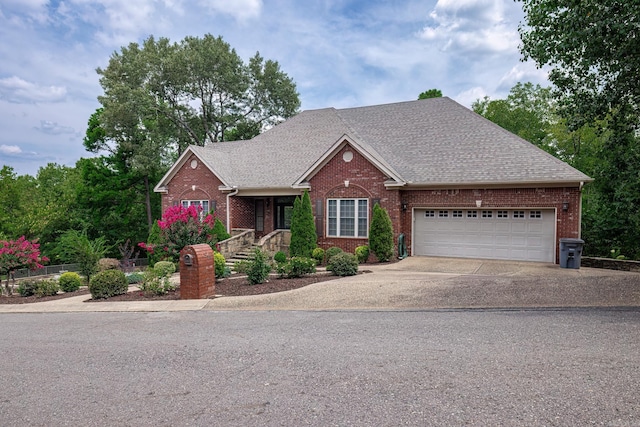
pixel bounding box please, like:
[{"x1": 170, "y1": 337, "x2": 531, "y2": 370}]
[
  {"x1": 0, "y1": 237, "x2": 48, "y2": 295},
  {"x1": 289, "y1": 190, "x2": 317, "y2": 258},
  {"x1": 139, "y1": 205, "x2": 217, "y2": 262},
  {"x1": 369, "y1": 203, "x2": 394, "y2": 262},
  {"x1": 56, "y1": 230, "x2": 109, "y2": 282}
]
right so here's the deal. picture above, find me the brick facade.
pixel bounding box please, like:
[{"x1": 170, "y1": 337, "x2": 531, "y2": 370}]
[{"x1": 162, "y1": 145, "x2": 584, "y2": 263}]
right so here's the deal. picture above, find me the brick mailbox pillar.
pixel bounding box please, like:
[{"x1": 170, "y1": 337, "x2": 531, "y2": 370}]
[{"x1": 179, "y1": 244, "x2": 216, "y2": 299}]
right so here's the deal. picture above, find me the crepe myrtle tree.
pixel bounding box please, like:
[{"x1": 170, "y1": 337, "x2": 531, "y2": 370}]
[{"x1": 0, "y1": 236, "x2": 48, "y2": 295}]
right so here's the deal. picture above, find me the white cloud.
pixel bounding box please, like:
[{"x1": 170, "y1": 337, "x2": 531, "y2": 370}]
[
  {"x1": 198, "y1": 0, "x2": 263, "y2": 21},
  {"x1": 34, "y1": 120, "x2": 77, "y2": 135},
  {"x1": 0, "y1": 76, "x2": 67, "y2": 104},
  {"x1": 418, "y1": 0, "x2": 520, "y2": 56},
  {"x1": 497, "y1": 62, "x2": 549, "y2": 91},
  {"x1": 0, "y1": 144, "x2": 22, "y2": 155}
]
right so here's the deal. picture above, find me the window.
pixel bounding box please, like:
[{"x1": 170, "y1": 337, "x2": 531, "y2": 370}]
[
  {"x1": 497, "y1": 210, "x2": 508, "y2": 218},
  {"x1": 438, "y1": 210, "x2": 449, "y2": 218},
  {"x1": 181, "y1": 200, "x2": 210, "y2": 220},
  {"x1": 467, "y1": 210, "x2": 477, "y2": 218},
  {"x1": 425, "y1": 210, "x2": 435, "y2": 218},
  {"x1": 482, "y1": 210, "x2": 493, "y2": 218},
  {"x1": 530, "y1": 210, "x2": 542, "y2": 219},
  {"x1": 513, "y1": 211, "x2": 525, "y2": 218},
  {"x1": 327, "y1": 199, "x2": 368, "y2": 237},
  {"x1": 452, "y1": 210, "x2": 463, "y2": 218}
]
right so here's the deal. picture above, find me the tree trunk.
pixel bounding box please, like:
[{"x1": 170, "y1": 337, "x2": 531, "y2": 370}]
[{"x1": 144, "y1": 176, "x2": 153, "y2": 232}]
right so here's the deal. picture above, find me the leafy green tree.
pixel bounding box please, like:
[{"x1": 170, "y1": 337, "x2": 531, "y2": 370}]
[
  {"x1": 418, "y1": 89, "x2": 443, "y2": 99},
  {"x1": 0, "y1": 166, "x2": 37, "y2": 238},
  {"x1": 55, "y1": 230, "x2": 109, "y2": 282},
  {"x1": 289, "y1": 190, "x2": 317, "y2": 258},
  {"x1": 369, "y1": 204, "x2": 393, "y2": 262},
  {"x1": 518, "y1": 1, "x2": 640, "y2": 131},
  {"x1": 96, "y1": 34, "x2": 300, "y2": 150},
  {"x1": 472, "y1": 83, "x2": 554, "y2": 153}
]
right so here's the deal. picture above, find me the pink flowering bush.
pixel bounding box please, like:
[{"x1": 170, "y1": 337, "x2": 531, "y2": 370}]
[
  {"x1": 139, "y1": 205, "x2": 218, "y2": 263},
  {"x1": 0, "y1": 236, "x2": 49, "y2": 295}
]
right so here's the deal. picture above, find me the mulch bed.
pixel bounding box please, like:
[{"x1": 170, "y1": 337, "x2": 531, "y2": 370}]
[{"x1": 0, "y1": 272, "x2": 361, "y2": 304}]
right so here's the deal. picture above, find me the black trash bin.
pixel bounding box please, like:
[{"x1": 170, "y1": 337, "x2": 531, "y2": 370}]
[{"x1": 559, "y1": 238, "x2": 584, "y2": 269}]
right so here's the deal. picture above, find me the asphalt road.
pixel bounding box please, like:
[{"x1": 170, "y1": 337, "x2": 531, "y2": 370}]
[{"x1": 2, "y1": 309, "x2": 639, "y2": 426}]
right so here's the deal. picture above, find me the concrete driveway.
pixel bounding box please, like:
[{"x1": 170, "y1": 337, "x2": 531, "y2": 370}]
[
  {"x1": 2, "y1": 257, "x2": 639, "y2": 313},
  {"x1": 204, "y1": 256, "x2": 640, "y2": 311}
]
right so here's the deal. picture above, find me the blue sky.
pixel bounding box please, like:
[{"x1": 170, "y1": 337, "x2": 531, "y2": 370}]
[{"x1": 0, "y1": 0, "x2": 548, "y2": 176}]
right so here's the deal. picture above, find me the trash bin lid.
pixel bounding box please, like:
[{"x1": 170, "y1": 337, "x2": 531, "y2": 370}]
[{"x1": 560, "y1": 238, "x2": 584, "y2": 244}]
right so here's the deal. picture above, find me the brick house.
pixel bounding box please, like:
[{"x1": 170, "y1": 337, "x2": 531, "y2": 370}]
[{"x1": 155, "y1": 97, "x2": 591, "y2": 263}]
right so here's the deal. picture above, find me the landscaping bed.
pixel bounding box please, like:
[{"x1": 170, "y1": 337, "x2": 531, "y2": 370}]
[{"x1": 0, "y1": 272, "x2": 351, "y2": 304}]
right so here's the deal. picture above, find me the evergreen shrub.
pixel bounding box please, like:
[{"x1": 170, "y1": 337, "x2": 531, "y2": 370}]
[
  {"x1": 325, "y1": 247, "x2": 344, "y2": 263},
  {"x1": 327, "y1": 253, "x2": 359, "y2": 277},
  {"x1": 246, "y1": 249, "x2": 272, "y2": 285},
  {"x1": 214, "y1": 252, "x2": 228, "y2": 278},
  {"x1": 89, "y1": 270, "x2": 128, "y2": 299},
  {"x1": 355, "y1": 245, "x2": 370, "y2": 264},
  {"x1": 274, "y1": 251, "x2": 287, "y2": 264},
  {"x1": 153, "y1": 261, "x2": 176, "y2": 277},
  {"x1": 59, "y1": 272, "x2": 82, "y2": 292},
  {"x1": 369, "y1": 204, "x2": 394, "y2": 262},
  {"x1": 276, "y1": 257, "x2": 316, "y2": 278},
  {"x1": 312, "y1": 247, "x2": 325, "y2": 265}
]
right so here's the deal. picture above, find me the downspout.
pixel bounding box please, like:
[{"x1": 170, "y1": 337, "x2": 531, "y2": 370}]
[
  {"x1": 226, "y1": 187, "x2": 239, "y2": 234},
  {"x1": 578, "y1": 181, "x2": 584, "y2": 238}
]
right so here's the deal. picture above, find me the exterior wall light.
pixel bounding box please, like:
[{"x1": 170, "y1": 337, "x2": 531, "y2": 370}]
[{"x1": 562, "y1": 201, "x2": 569, "y2": 211}]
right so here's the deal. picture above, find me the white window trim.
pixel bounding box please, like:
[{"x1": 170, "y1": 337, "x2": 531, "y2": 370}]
[
  {"x1": 181, "y1": 200, "x2": 210, "y2": 220},
  {"x1": 327, "y1": 198, "x2": 369, "y2": 238}
]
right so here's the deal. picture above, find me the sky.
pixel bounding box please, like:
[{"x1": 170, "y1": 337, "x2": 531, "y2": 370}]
[{"x1": 0, "y1": 0, "x2": 548, "y2": 177}]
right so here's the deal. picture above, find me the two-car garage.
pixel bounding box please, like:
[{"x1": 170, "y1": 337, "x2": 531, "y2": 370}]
[{"x1": 412, "y1": 208, "x2": 556, "y2": 263}]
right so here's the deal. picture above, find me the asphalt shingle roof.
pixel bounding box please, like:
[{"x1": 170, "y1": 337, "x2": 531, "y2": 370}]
[{"x1": 184, "y1": 97, "x2": 591, "y2": 189}]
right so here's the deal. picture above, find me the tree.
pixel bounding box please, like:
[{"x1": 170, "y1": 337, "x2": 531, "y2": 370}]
[
  {"x1": 418, "y1": 89, "x2": 442, "y2": 100},
  {"x1": 472, "y1": 83, "x2": 554, "y2": 153},
  {"x1": 519, "y1": 1, "x2": 640, "y2": 259},
  {"x1": 518, "y1": 0, "x2": 640, "y2": 132},
  {"x1": 0, "y1": 237, "x2": 48, "y2": 295},
  {"x1": 96, "y1": 34, "x2": 300, "y2": 150},
  {"x1": 138, "y1": 204, "x2": 217, "y2": 263},
  {"x1": 55, "y1": 230, "x2": 109, "y2": 282},
  {"x1": 369, "y1": 204, "x2": 393, "y2": 262},
  {"x1": 289, "y1": 190, "x2": 317, "y2": 258}
]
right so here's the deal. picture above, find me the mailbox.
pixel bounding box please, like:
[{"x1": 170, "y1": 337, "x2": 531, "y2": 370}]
[{"x1": 179, "y1": 244, "x2": 215, "y2": 299}]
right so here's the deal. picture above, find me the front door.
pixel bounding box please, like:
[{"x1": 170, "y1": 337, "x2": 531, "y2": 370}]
[
  {"x1": 274, "y1": 196, "x2": 295, "y2": 229},
  {"x1": 255, "y1": 200, "x2": 264, "y2": 232}
]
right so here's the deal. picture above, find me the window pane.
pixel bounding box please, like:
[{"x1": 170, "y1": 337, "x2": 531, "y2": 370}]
[
  {"x1": 328, "y1": 200, "x2": 337, "y2": 236},
  {"x1": 340, "y1": 200, "x2": 355, "y2": 236},
  {"x1": 358, "y1": 200, "x2": 368, "y2": 237}
]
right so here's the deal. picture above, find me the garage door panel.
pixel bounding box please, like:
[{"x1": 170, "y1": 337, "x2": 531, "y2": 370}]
[{"x1": 414, "y1": 209, "x2": 555, "y2": 262}]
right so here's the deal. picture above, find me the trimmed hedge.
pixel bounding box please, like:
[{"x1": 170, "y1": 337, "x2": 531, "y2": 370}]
[
  {"x1": 59, "y1": 272, "x2": 82, "y2": 292},
  {"x1": 153, "y1": 261, "x2": 176, "y2": 277},
  {"x1": 89, "y1": 269, "x2": 128, "y2": 299},
  {"x1": 327, "y1": 253, "x2": 359, "y2": 276}
]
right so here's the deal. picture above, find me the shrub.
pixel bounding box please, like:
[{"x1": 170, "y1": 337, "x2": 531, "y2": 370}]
[
  {"x1": 59, "y1": 272, "x2": 82, "y2": 292},
  {"x1": 98, "y1": 258, "x2": 120, "y2": 271},
  {"x1": 126, "y1": 272, "x2": 144, "y2": 284},
  {"x1": 325, "y1": 247, "x2": 344, "y2": 264},
  {"x1": 312, "y1": 247, "x2": 325, "y2": 265},
  {"x1": 35, "y1": 279, "x2": 60, "y2": 297},
  {"x1": 214, "y1": 252, "x2": 228, "y2": 278},
  {"x1": 17, "y1": 280, "x2": 38, "y2": 297},
  {"x1": 273, "y1": 251, "x2": 287, "y2": 264},
  {"x1": 276, "y1": 257, "x2": 316, "y2": 278},
  {"x1": 89, "y1": 269, "x2": 128, "y2": 299},
  {"x1": 212, "y1": 218, "x2": 231, "y2": 241},
  {"x1": 289, "y1": 190, "x2": 317, "y2": 258},
  {"x1": 233, "y1": 260, "x2": 250, "y2": 274},
  {"x1": 153, "y1": 261, "x2": 176, "y2": 278},
  {"x1": 369, "y1": 203, "x2": 394, "y2": 262},
  {"x1": 327, "y1": 253, "x2": 359, "y2": 276},
  {"x1": 246, "y1": 248, "x2": 272, "y2": 285},
  {"x1": 139, "y1": 269, "x2": 175, "y2": 296},
  {"x1": 355, "y1": 245, "x2": 370, "y2": 264}
]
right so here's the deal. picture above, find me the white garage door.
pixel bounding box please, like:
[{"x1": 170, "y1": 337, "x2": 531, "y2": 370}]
[{"x1": 413, "y1": 209, "x2": 556, "y2": 262}]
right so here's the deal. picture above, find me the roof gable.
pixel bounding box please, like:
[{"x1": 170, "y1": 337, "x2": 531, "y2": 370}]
[{"x1": 156, "y1": 98, "x2": 591, "y2": 193}]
